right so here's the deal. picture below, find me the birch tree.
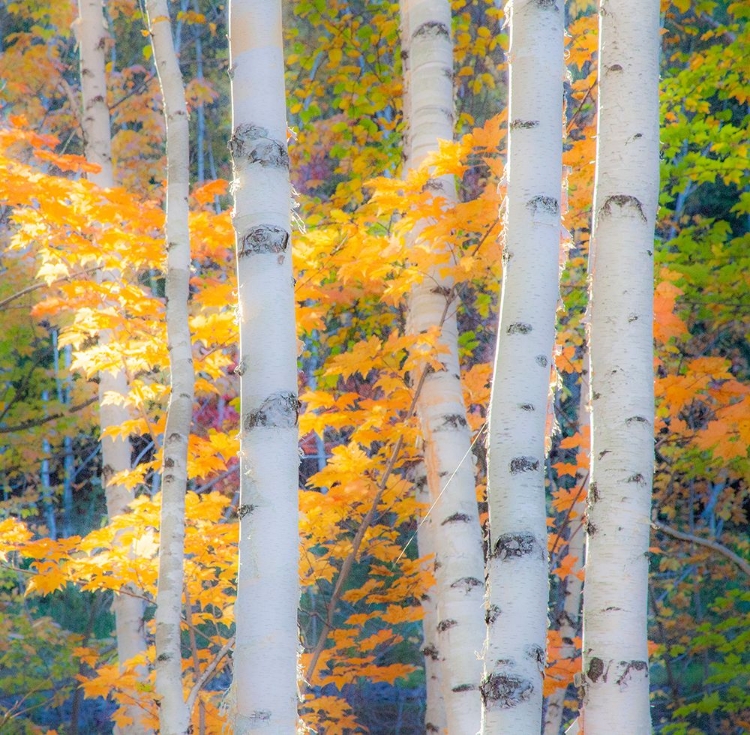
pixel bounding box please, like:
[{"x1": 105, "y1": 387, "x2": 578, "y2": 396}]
[
  {"x1": 75, "y1": 2, "x2": 151, "y2": 731},
  {"x1": 401, "y1": 0, "x2": 485, "y2": 730},
  {"x1": 145, "y1": 1, "x2": 194, "y2": 732},
  {"x1": 228, "y1": 1, "x2": 300, "y2": 731},
  {"x1": 582, "y1": 1, "x2": 660, "y2": 732},
  {"x1": 481, "y1": 1, "x2": 563, "y2": 732}
]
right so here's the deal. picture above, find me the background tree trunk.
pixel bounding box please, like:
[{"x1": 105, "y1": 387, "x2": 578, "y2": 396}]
[
  {"x1": 75, "y1": 2, "x2": 151, "y2": 732},
  {"x1": 482, "y1": 1, "x2": 564, "y2": 732},
  {"x1": 228, "y1": 1, "x2": 300, "y2": 732},
  {"x1": 401, "y1": 0, "x2": 486, "y2": 730},
  {"x1": 145, "y1": 1, "x2": 194, "y2": 733},
  {"x1": 582, "y1": 1, "x2": 660, "y2": 732}
]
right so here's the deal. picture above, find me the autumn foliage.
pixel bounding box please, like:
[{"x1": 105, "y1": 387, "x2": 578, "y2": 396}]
[{"x1": 0, "y1": 0, "x2": 748, "y2": 733}]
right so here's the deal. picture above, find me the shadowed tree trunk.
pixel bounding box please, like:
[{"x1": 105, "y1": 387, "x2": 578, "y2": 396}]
[
  {"x1": 75, "y1": 2, "x2": 151, "y2": 732},
  {"x1": 145, "y1": 1, "x2": 195, "y2": 732}
]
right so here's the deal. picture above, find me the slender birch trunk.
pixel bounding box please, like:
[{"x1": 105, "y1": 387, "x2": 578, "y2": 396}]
[
  {"x1": 481, "y1": 1, "x2": 563, "y2": 732},
  {"x1": 75, "y1": 3, "x2": 151, "y2": 732},
  {"x1": 544, "y1": 353, "x2": 589, "y2": 735},
  {"x1": 413, "y1": 465, "x2": 447, "y2": 734},
  {"x1": 228, "y1": 1, "x2": 299, "y2": 732},
  {"x1": 582, "y1": 2, "x2": 659, "y2": 732},
  {"x1": 145, "y1": 2, "x2": 194, "y2": 733},
  {"x1": 401, "y1": 0, "x2": 486, "y2": 730}
]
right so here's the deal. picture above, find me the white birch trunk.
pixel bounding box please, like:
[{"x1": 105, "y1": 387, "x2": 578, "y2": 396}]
[
  {"x1": 75, "y1": 3, "x2": 151, "y2": 732},
  {"x1": 544, "y1": 354, "x2": 589, "y2": 735},
  {"x1": 582, "y1": 1, "x2": 659, "y2": 732},
  {"x1": 229, "y1": 1, "x2": 300, "y2": 732},
  {"x1": 401, "y1": 0, "x2": 485, "y2": 730},
  {"x1": 145, "y1": 2, "x2": 194, "y2": 733},
  {"x1": 481, "y1": 1, "x2": 563, "y2": 732},
  {"x1": 414, "y1": 465, "x2": 447, "y2": 734}
]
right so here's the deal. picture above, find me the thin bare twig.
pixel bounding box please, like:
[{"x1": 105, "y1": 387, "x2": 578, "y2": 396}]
[{"x1": 186, "y1": 636, "x2": 235, "y2": 715}]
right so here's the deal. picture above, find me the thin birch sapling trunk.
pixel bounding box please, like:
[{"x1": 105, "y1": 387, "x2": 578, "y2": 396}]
[
  {"x1": 544, "y1": 352, "x2": 589, "y2": 735},
  {"x1": 229, "y1": 1, "x2": 300, "y2": 731},
  {"x1": 582, "y1": 1, "x2": 660, "y2": 732},
  {"x1": 401, "y1": 0, "x2": 485, "y2": 730},
  {"x1": 75, "y1": 2, "x2": 151, "y2": 732},
  {"x1": 481, "y1": 1, "x2": 564, "y2": 732},
  {"x1": 145, "y1": 1, "x2": 195, "y2": 733}
]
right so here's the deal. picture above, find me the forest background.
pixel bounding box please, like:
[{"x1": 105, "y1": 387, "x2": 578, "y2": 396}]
[{"x1": 0, "y1": 0, "x2": 748, "y2": 733}]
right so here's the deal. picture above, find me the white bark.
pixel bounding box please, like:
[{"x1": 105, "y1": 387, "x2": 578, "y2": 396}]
[
  {"x1": 75, "y1": 3, "x2": 150, "y2": 732},
  {"x1": 228, "y1": 1, "x2": 299, "y2": 732},
  {"x1": 544, "y1": 354, "x2": 589, "y2": 735},
  {"x1": 145, "y1": 2, "x2": 194, "y2": 733},
  {"x1": 481, "y1": 1, "x2": 563, "y2": 733},
  {"x1": 401, "y1": 0, "x2": 485, "y2": 731},
  {"x1": 582, "y1": 1, "x2": 659, "y2": 732},
  {"x1": 414, "y1": 465, "x2": 447, "y2": 734}
]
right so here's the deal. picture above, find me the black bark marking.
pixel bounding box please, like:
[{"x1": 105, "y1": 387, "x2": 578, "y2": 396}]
[
  {"x1": 157, "y1": 653, "x2": 170, "y2": 662},
  {"x1": 437, "y1": 413, "x2": 468, "y2": 430},
  {"x1": 245, "y1": 391, "x2": 300, "y2": 430},
  {"x1": 102, "y1": 464, "x2": 114, "y2": 481},
  {"x1": 441, "y1": 512, "x2": 472, "y2": 525},
  {"x1": 510, "y1": 456, "x2": 539, "y2": 474},
  {"x1": 536, "y1": 355, "x2": 549, "y2": 367},
  {"x1": 480, "y1": 672, "x2": 533, "y2": 709},
  {"x1": 229, "y1": 123, "x2": 289, "y2": 169},
  {"x1": 486, "y1": 604, "x2": 501, "y2": 625},
  {"x1": 493, "y1": 532, "x2": 537, "y2": 560},
  {"x1": 587, "y1": 656, "x2": 604, "y2": 683},
  {"x1": 237, "y1": 504, "x2": 255, "y2": 519},
  {"x1": 413, "y1": 21, "x2": 450, "y2": 39},
  {"x1": 423, "y1": 644, "x2": 439, "y2": 661},
  {"x1": 451, "y1": 577, "x2": 483, "y2": 594},
  {"x1": 527, "y1": 644, "x2": 545, "y2": 671},
  {"x1": 592, "y1": 390, "x2": 601, "y2": 400},
  {"x1": 519, "y1": 403, "x2": 535, "y2": 411},
  {"x1": 598, "y1": 450, "x2": 610, "y2": 460},
  {"x1": 437, "y1": 619, "x2": 457, "y2": 633},
  {"x1": 511, "y1": 119, "x2": 539, "y2": 129},
  {"x1": 585, "y1": 517, "x2": 597, "y2": 536},
  {"x1": 608, "y1": 63, "x2": 623, "y2": 72},
  {"x1": 527, "y1": 195, "x2": 559, "y2": 216},
  {"x1": 167, "y1": 433, "x2": 182, "y2": 443},
  {"x1": 430, "y1": 284, "x2": 452, "y2": 297},
  {"x1": 627, "y1": 473, "x2": 647, "y2": 485},
  {"x1": 238, "y1": 224, "x2": 289, "y2": 257},
  {"x1": 590, "y1": 482, "x2": 599, "y2": 502},
  {"x1": 508, "y1": 322, "x2": 532, "y2": 335},
  {"x1": 599, "y1": 194, "x2": 647, "y2": 222},
  {"x1": 603, "y1": 606, "x2": 622, "y2": 612},
  {"x1": 616, "y1": 660, "x2": 648, "y2": 688},
  {"x1": 628, "y1": 313, "x2": 639, "y2": 322},
  {"x1": 452, "y1": 683, "x2": 477, "y2": 692},
  {"x1": 423, "y1": 178, "x2": 445, "y2": 192},
  {"x1": 626, "y1": 415, "x2": 650, "y2": 426},
  {"x1": 535, "y1": 0, "x2": 559, "y2": 7},
  {"x1": 164, "y1": 457, "x2": 174, "y2": 468},
  {"x1": 247, "y1": 711, "x2": 272, "y2": 724},
  {"x1": 426, "y1": 725, "x2": 439, "y2": 733}
]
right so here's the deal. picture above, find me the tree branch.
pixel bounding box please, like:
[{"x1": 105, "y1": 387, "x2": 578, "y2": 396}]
[
  {"x1": 0, "y1": 267, "x2": 101, "y2": 311},
  {"x1": 185, "y1": 636, "x2": 235, "y2": 716},
  {"x1": 0, "y1": 396, "x2": 98, "y2": 434},
  {"x1": 653, "y1": 520, "x2": 750, "y2": 578}
]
